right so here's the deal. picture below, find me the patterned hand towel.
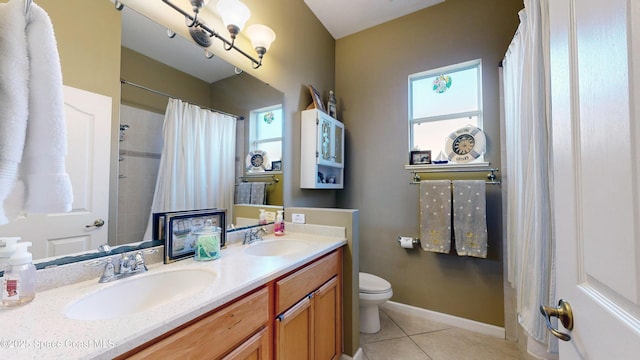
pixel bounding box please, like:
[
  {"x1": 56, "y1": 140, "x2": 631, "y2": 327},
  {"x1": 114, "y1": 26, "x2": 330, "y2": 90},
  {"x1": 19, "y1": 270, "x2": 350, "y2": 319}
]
[
  {"x1": 235, "y1": 182, "x2": 251, "y2": 204},
  {"x1": 420, "y1": 180, "x2": 452, "y2": 253},
  {"x1": 250, "y1": 182, "x2": 266, "y2": 205},
  {"x1": 452, "y1": 180, "x2": 488, "y2": 258}
]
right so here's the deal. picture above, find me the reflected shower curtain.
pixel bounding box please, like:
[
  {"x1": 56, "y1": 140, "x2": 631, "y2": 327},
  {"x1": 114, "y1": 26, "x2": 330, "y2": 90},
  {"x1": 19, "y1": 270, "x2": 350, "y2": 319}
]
[
  {"x1": 502, "y1": 0, "x2": 556, "y2": 356},
  {"x1": 143, "y1": 98, "x2": 236, "y2": 240}
]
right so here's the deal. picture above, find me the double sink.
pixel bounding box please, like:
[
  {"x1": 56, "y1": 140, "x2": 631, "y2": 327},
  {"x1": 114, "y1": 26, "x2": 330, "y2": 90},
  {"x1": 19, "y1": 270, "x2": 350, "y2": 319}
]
[{"x1": 63, "y1": 239, "x2": 311, "y2": 321}]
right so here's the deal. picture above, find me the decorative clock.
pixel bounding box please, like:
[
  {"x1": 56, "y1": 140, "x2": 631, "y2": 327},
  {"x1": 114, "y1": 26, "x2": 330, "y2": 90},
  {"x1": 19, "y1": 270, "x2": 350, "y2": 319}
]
[
  {"x1": 445, "y1": 125, "x2": 486, "y2": 163},
  {"x1": 246, "y1": 150, "x2": 269, "y2": 172}
]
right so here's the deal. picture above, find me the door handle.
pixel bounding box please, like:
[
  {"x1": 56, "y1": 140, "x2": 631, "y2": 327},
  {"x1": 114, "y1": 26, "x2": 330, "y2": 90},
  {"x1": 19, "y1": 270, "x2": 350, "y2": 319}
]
[
  {"x1": 85, "y1": 219, "x2": 105, "y2": 228},
  {"x1": 540, "y1": 299, "x2": 574, "y2": 341}
]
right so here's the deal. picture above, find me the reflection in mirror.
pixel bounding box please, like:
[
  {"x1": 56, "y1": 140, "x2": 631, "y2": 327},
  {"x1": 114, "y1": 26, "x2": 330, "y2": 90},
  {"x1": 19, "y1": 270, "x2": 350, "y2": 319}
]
[
  {"x1": 118, "y1": 8, "x2": 283, "y2": 242},
  {"x1": 0, "y1": 4, "x2": 283, "y2": 264}
]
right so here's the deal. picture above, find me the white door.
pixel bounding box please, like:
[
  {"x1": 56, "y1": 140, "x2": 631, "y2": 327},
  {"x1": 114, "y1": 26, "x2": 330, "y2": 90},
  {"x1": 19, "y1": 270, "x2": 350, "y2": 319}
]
[
  {"x1": 549, "y1": 0, "x2": 640, "y2": 357},
  {"x1": 0, "y1": 86, "x2": 111, "y2": 260}
]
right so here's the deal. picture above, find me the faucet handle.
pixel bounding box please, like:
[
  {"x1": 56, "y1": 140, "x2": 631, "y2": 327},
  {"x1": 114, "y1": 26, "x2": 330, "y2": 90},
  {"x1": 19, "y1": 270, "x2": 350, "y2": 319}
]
[
  {"x1": 98, "y1": 258, "x2": 116, "y2": 283},
  {"x1": 133, "y1": 251, "x2": 147, "y2": 271}
]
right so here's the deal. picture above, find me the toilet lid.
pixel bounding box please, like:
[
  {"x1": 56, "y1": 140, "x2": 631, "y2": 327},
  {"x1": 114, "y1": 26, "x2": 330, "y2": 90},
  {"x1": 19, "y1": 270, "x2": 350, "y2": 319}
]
[{"x1": 359, "y1": 272, "x2": 391, "y2": 294}]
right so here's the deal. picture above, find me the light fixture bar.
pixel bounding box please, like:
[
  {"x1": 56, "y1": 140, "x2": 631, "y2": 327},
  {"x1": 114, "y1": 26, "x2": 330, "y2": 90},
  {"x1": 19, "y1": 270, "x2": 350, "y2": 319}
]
[{"x1": 161, "y1": 0, "x2": 264, "y2": 68}]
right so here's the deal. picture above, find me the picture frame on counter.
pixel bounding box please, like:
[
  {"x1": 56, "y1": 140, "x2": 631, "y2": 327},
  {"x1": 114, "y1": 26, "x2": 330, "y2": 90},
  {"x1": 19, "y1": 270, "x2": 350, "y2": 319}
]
[{"x1": 155, "y1": 208, "x2": 226, "y2": 263}]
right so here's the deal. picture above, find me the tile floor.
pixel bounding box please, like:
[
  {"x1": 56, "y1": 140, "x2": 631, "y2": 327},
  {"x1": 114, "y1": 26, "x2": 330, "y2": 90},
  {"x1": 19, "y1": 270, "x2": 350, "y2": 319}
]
[{"x1": 360, "y1": 306, "x2": 521, "y2": 360}]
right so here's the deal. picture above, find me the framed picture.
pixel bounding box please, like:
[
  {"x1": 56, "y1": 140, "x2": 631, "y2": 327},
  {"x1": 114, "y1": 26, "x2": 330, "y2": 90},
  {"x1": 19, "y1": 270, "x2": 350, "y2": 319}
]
[
  {"x1": 410, "y1": 150, "x2": 432, "y2": 165},
  {"x1": 308, "y1": 85, "x2": 326, "y2": 113},
  {"x1": 159, "y1": 208, "x2": 226, "y2": 263},
  {"x1": 271, "y1": 160, "x2": 282, "y2": 171}
]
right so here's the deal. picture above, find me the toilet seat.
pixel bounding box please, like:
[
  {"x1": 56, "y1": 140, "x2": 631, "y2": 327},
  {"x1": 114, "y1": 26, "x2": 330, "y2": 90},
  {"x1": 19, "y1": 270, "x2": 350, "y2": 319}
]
[{"x1": 359, "y1": 272, "x2": 391, "y2": 294}]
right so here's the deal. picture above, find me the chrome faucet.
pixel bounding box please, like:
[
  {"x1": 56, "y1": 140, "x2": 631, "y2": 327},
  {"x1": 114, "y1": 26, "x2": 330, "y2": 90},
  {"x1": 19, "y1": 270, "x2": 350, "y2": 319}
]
[
  {"x1": 98, "y1": 251, "x2": 148, "y2": 283},
  {"x1": 243, "y1": 227, "x2": 267, "y2": 245}
]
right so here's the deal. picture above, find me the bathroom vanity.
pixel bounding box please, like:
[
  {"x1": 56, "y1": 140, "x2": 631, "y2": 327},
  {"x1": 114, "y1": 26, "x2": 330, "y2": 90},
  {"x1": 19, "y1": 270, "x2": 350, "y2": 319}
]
[{"x1": 0, "y1": 229, "x2": 346, "y2": 360}]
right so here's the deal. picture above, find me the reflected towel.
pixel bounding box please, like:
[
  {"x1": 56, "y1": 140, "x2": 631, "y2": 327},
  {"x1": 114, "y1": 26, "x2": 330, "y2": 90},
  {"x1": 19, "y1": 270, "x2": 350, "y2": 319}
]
[
  {"x1": 0, "y1": 0, "x2": 29, "y2": 224},
  {"x1": 452, "y1": 180, "x2": 488, "y2": 258},
  {"x1": 419, "y1": 180, "x2": 452, "y2": 253},
  {"x1": 236, "y1": 182, "x2": 251, "y2": 204},
  {"x1": 250, "y1": 182, "x2": 266, "y2": 205},
  {"x1": 21, "y1": 2, "x2": 73, "y2": 214}
]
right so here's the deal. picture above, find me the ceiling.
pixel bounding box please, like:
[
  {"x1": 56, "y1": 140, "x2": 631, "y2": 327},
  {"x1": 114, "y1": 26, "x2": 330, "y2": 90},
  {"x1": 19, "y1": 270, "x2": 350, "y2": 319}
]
[
  {"x1": 121, "y1": 1, "x2": 445, "y2": 83},
  {"x1": 304, "y1": 0, "x2": 445, "y2": 39}
]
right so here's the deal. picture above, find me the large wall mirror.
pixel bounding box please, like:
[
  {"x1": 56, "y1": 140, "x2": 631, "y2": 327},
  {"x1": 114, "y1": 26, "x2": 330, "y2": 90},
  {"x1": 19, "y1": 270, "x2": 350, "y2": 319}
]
[
  {"x1": 118, "y1": 7, "x2": 284, "y2": 245},
  {"x1": 0, "y1": 2, "x2": 284, "y2": 263}
]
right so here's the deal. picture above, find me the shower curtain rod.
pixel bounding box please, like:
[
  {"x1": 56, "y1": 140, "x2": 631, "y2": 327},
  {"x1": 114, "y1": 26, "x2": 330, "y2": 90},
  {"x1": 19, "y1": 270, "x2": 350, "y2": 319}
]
[{"x1": 120, "y1": 79, "x2": 244, "y2": 120}]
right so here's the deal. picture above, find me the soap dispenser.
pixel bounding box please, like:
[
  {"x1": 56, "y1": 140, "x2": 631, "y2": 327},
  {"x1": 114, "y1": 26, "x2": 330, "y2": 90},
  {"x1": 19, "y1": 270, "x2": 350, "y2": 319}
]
[
  {"x1": 258, "y1": 209, "x2": 267, "y2": 225},
  {"x1": 274, "y1": 210, "x2": 285, "y2": 236},
  {"x1": 2, "y1": 242, "x2": 36, "y2": 307},
  {"x1": 0, "y1": 237, "x2": 20, "y2": 275}
]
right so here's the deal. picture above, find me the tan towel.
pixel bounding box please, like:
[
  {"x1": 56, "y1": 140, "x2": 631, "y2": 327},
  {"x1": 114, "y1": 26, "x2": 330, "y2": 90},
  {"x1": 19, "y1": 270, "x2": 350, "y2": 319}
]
[
  {"x1": 452, "y1": 180, "x2": 488, "y2": 258},
  {"x1": 419, "y1": 180, "x2": 452, "y2": 253}
]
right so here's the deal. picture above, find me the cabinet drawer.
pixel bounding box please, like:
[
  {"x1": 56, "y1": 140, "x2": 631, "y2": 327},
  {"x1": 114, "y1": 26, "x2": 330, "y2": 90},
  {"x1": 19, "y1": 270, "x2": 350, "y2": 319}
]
[
  {"x1": 126, "y1": 287, "x2": 269, "y2": 360},
  {"x1": 276, "y1": 250, "x2": 340, "y2": 315}
]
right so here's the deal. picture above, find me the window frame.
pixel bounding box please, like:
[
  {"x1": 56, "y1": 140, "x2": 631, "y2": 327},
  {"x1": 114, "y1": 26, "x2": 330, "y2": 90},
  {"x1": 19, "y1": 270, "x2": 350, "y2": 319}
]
[
  {"x1": 408, "y1": 59, "x2": 483, "y2": 157},
  {"x1": 248, "y1": 104, "x2": 283, "y2": 171}
]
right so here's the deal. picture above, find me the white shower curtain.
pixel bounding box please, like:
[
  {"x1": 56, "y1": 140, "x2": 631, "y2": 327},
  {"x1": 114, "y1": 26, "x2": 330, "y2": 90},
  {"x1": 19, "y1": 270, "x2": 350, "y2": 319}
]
[
  {"x1": 143, "y1": 98, "x2": 236, "y2": 240},
  {"x1": 502, "y1": 0, "x2": 556, "y2": 356}
]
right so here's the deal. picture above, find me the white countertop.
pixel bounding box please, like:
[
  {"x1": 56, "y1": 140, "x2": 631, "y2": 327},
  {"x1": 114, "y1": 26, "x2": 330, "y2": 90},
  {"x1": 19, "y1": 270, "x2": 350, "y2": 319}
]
[{"x1": 0, "y1": 231, "x2": 346, "y2": 359}]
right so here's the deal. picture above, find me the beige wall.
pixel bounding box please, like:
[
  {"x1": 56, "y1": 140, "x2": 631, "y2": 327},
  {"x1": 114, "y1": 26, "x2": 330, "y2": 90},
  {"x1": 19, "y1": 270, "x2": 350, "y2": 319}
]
[{"x1": 335, "y1": 0, "x2": 522, "y2": 327}]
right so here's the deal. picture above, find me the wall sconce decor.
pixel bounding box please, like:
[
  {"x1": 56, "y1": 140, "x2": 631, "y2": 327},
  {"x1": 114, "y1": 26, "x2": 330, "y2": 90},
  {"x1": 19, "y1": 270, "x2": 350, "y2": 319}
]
[{"x1": 117, "y1": 0, "x2": 276, "y2": 69}]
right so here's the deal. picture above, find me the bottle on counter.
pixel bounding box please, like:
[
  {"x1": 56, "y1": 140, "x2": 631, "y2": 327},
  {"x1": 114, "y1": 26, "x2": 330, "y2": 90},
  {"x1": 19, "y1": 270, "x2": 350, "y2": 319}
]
[
  {"x1": 274, "y1": 210, "x2": 285, "y2": 236},
  {"x1": 258, "y1": 209, "x2": 267, "y2": 225},
  {"x1": 0, "y1": 237, "x2": 19, "y2": 275},
  {"x1": 2, "y1": 241, "x2": 36, "y2": 307},
  {"x1": 194, "y1": 219, "x2": 221, "y2": 262}
]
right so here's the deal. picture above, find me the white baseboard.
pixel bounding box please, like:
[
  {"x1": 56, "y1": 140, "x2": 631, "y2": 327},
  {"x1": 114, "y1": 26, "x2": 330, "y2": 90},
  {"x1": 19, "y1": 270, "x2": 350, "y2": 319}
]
[
  {"x1": 340, "y1": 347, "x2": 363, "y2": 360},
  {"x1": 381, "y1": 301, "x2": 506, "y2": 339}
]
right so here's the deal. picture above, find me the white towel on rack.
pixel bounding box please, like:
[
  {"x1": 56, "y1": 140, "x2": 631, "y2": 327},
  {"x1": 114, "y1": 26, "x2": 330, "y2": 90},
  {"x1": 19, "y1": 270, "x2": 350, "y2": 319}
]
[
  {"x1": 452, "y1": 180, "x2": 488, "y2": 258},
  {"x1": 419, "y1": 180, "x2": 452, "y2": 253},
  {"x1": 250, "y1": 182, "x2": 266, "y2": 205},
  {"x1": 0, "y1": 0, "x2": 29, "y2": 224},
  {"x1": 236, "y1": 182, "x2": 251, "y2": 204},
  {"x1": 20, "y1": 2, "x2": 73, "y2": 214}
]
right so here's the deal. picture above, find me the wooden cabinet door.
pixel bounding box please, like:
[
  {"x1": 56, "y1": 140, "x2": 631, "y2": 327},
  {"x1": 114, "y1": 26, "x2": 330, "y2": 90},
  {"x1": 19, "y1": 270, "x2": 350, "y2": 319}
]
[
  {"x1": 313, "y1": 276, "x2": 341, "y2": 360},
  {"x1": 124, "y1": 288, "x2": 269, "y2": 360},
  {"x1": 222, "y1": 327, "x2": 270, "y2": 360},
  {"x1": 275, "y1": 295, "x2": 314, "y2": 360}
]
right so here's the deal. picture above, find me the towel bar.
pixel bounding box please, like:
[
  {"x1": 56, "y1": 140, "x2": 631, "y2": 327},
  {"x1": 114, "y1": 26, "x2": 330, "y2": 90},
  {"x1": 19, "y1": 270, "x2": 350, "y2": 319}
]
[{"x1": 410, "y1": 168, "x2": 500, "y2": 185}]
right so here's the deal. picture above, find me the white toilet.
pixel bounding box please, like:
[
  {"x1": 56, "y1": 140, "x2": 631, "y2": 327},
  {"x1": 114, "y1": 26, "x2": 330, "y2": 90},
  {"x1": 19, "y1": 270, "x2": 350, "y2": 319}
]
[{"x1": 359, "y1": 272, "x2": 393, "y2": 333}]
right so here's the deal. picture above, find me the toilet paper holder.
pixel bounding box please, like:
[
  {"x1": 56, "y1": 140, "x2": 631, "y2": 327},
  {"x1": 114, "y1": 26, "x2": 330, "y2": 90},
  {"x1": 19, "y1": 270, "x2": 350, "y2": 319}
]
[{"x1": 397, "y1": 236, "x2": 420, "y2": 247}]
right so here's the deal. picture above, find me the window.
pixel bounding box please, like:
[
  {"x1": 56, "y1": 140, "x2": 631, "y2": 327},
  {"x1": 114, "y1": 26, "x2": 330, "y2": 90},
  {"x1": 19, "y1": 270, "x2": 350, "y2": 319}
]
[
  {"x1": 250, "y1": 104, "x2": 282, "y2": 169},
  {"x1": 409, "y1": 59, "x2": 483, "y2": 163}
]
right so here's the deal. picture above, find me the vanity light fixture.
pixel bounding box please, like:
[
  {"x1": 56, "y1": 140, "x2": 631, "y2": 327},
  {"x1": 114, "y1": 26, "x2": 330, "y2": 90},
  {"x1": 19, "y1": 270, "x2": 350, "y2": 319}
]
[{"x1": 160, "y1": 0, "x2": 276, "y2": 69}]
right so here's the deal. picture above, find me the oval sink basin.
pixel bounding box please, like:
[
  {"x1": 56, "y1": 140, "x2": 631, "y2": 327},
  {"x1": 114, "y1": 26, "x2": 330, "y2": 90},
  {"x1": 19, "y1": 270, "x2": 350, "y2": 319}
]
[
  {"x1": 244, "y1": 240, "x2": 309, "y2": 257},
  {"x1": 64, "y1": 268, "x2": 216, "y2": 321}
]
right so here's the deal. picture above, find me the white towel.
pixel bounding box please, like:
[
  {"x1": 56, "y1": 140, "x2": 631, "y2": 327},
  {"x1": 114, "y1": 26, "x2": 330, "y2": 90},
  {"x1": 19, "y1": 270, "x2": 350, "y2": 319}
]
[
  {"x1": 419, "y1": 180, "x2": 452, "y2": 253},
  {"x1": 0, "y1": 0, "x2": 29, "y2": 224},
  {"x1": 21, "y1": 2, "x2": 73, "y2": 214},
  {"x1": 452, "y1": 180, "x2": 488, "y2": 258},
  {"x1": 235, "y1": 182, "x2": 251, "y2": 204},
  {"x1": 250, "y1": 182, "x2": 266, "y2": 205}
]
